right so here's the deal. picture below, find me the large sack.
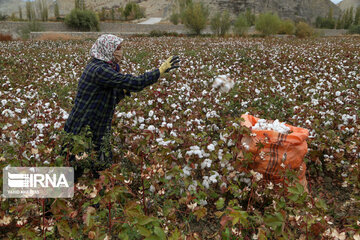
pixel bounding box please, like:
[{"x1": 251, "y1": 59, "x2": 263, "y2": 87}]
[{"x1": 238, "y1": 114, "x2": 309, "y2": 189}]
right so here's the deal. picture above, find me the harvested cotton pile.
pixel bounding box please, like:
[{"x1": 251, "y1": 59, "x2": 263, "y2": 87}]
[{"x1": 252, "y1": 119, "x2": 290, "y2": 134}]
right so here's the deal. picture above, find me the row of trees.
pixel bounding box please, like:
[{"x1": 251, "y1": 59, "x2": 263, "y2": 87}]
[
  {"x1": 6, "y1": 0, "x2": 143, "y2": 23},
  {"x1": 169, "y1": 0, "x2": 314, "y2": 37},
  {"x1": 98, "y1": 3, "x2": 145, "y2": 21},
  {"x1": 13, "y1": 0, "x2": 53, "y2": 21},
  {"x1": 65, "y1": 1, "x2": 144, "y2": 31},
  {"x1": 316, "y1": 6, "x2": 360, "y2": 30}
]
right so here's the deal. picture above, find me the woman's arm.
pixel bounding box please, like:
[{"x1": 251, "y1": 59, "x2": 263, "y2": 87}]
[{"x1": 94, "y1": 63, "x2": 160, "y2": 92}]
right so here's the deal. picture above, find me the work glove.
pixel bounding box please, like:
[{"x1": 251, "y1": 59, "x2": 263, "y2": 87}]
[{"x1": 159, "y1": 56, "x2": 180, "y2": 76}]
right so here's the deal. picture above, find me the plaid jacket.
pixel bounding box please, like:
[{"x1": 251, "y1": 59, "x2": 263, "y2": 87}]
[{"x1": 64, "y1": 58, "x2": 160, "y2": 146}]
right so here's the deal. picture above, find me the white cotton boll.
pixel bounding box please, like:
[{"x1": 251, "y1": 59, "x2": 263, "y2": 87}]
[
  {"x1": 311, "y1": 99, "x2": 319, "y2": 106},
  {"x1": 54, "y1": 122, "x2": 61, "y2": 129},
  {"x1": 149, "y1": 185, "x2": 155, "y2": 193},
  {"x1": 209, "y1": 171, "x2": 219, "y2": 183},
  {"x1": 126, "y1": 112, "x2": 132, "y2": 118},
  {"x1": 138, "y1": 117, "x2": 144, "y2": 123},
  {"x1": 199, "y1": 200, "x2": 208, "y2": 206},
  {"x1": 139, "y1": 124, "x2": 145, "y2": 130},
  {"x1": 166, "y1": 123, "x2": 173, "y2": 128},
  {"x1": 188, "y1": 181, "x2": 198, "y2": 191},
  {"x1": 14, "y1": 108, "x2": 21, "y2": 113},
  {"x1": 335, "y1": 91, "x2": 341, "y2": 97},
  {"x1": 202, "y1": 176, "x2": 210, "y2": 189},
  {"x1": 1, "y1": 99, "x2": 7, "y2": 106},
  {"x1": 61, "y1": 110, "x2": 69, "y2": 120},
  {"x1": 227, "y1": 139, "x2": 234, "y2": 147},
  {"x1": 170, "y1": 130, "x2": 177, "y2": 137},
  {"x1": 184, "y1": 109, "x2": 192, "y2": 116},
  {"x1": 207, "y1": 144, "x2": 215, "y2": 152},
  {"x1": 2, "y1": 123, "x2": 12, "y2": 130},
  {"x1": 148, "y1": 110, "x2": 154, "y2": 117},
  {"x1": 201, "y1": 159, "x2": 212, "y2": 169},
  {"x1": 212, "y1": 75, "x2": 234, "y2": 93},
  {"x1": 255, "y1": 89, "x2": 260, "y2": 94},
  {"x1": 21, "y1": 118, "x2": 28, "y2": 125},
  {"x1": 147, "y1": 125, "x2": 155, "y2": 131},
  {"x1": 2, "y1": 109, "x2": 15, "y2": 118},
  {"x1": 182, "y1": 166, "x2": 192, "y2": 176},
  {"x1": 116, "y1": 112, "x2": 125, "y2": 118}
]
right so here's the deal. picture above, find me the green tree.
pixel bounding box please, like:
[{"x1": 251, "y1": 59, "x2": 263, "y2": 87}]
[
  {"x1": 233, "y1": 14, "x2": 249, "y2": 36},
  {"x1": 348, "y1": 24, "x2": 360, "y2": 34},
  {"x1": 354, "y1": 6, "x2": 360, "y2": 25},
  {"x1": 279, "y1": 19, "x2": 295, "y2": 35},
  {"x1": 255, "y1": 12, "x2": 282, "y2": 36},
  {"x1": 123, "y1": 2, "x2": 145, "y2": 20},
  {"x1": 111, "y1": 8, "x2": 115, "y2": 21},
  {"x1": 245, "y1": 8, "x2": 255, "y2": 26},
  {"x1": 170, "y1": 12, "x2": 180, "y2": 25},
  {"x1": 74, "y1": 0, "x2": 85, "y2": 10},
  {"x1": 182, "y1": 1, "x2": 209, "y2": 35},
  {"x1": 336, "y1": 14, "x2": 343, "y2": 29},
  {"x1": 36, "y1": 0, "x2": 48, "y2": 21},
  {"x1": 99, "y1": 7, "x2": 106, "y2": 21},
  {"x1": 210, "y1": 11, "x2": 231, "y2": 36},
  {"x1": 54, "y1": 0, "x2": 60, "y2": 20},
  {"x1": 26, "y1": 1, "x2": 35, "y2": 21},
  {"x1": 344, "y1": 7, "x2": 354, "y2": 29},
  {"x1": 18, "y1": 6, "x2": 22, "y2": 20},
  {"x1": 65, "y1": 9, "x2": 100, "y2": 31}
]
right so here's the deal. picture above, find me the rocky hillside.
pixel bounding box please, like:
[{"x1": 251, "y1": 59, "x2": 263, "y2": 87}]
[
  {"x1": 0, "y1": 0, "x2": 341, "y2": 23},
  {"x1": 338, "y1": 0, "x2": 360, "y2": 10},
  {"x1": 205, "y1": 0, "x2": 341, "y2": 22}
]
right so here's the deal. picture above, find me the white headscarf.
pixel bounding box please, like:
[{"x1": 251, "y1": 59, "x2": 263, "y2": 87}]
[{"x1": 90, "y1": 34, "x2": 124, "y2": 62}]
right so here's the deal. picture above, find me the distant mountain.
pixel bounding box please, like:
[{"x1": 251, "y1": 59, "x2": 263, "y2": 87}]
[
  {"x1": 338, "y1": 0, "x2": 360, "y2": 10},
  {"x1": 204, "y1": 0, "x2": 341, "y2": 22},
  {"x1": 0, "y1": 0, "x2": 341, "y2": 23}
]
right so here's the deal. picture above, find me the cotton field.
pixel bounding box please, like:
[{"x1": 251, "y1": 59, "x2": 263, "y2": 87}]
[{"x1": 0, "y1": 36, "x2": 359, "y2": 239}]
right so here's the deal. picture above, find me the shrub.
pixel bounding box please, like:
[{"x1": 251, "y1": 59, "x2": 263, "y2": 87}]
[
  {"x1": 233, "y1": 14, "x2": 249, "y2": 36},
  {"x1": 182, "y1": 2, "x2": 209, "y2": 35},
  {"x1": 255, "y1": 12, "x2": 282, "y2": 36},
  {"x1": 65, "y1": 9, "x2": 100, "y2": 31},
  {"x1": 170, "y1": 13, "x2": 180, "y2": 25},
  {"x1": 295, "y1": 21, "x2": 314, "y2": 38},
  {"x1": 348, "y1": 25, "x2": 360, "y2": 34},
  {"x1": 279, "y1": 19, "x2": 295, "y2": 35},
  {"x1": 210, "y1": 11, "x2": 231, "y2": 36},
  {"x1": 123, "y1": 2, "x2": 145, "y2": 20},
  {"x1": 0, "y1": 12, "x2": 8, "y2": 21},
  {"x1": 0, "y1": 33, "x2": 13, "y2": 41}
]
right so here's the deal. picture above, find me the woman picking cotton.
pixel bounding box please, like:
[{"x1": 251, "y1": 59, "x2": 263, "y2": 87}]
[{"x1": 62, "y1": 34, "x2": 180, "y2": 181}]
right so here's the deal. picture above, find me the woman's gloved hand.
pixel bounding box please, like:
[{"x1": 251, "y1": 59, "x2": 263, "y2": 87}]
[{"x1": 159, "y1": 56, "x2": 180, "y2": 76}]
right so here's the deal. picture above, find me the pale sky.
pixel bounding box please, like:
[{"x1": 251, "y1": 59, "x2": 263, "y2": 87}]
[{"x1": 331, "y1": 0, "x2": 342, "y2": 4}]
